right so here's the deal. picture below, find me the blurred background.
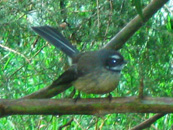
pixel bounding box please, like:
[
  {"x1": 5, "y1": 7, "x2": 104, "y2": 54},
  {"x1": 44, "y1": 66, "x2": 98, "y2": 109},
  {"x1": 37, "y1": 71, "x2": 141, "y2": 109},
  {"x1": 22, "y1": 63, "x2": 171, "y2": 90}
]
[{"x1": 0, "y1": 0, "x2": 172, "y2": 129}]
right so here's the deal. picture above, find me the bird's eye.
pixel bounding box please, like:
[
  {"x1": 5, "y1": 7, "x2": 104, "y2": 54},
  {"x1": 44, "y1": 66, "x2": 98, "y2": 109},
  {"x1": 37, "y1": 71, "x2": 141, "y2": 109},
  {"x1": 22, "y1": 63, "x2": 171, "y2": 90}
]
[
  {"x1": 105, "y1": 57, "x2": 124, "y2": 72},
  {"x1": 106, "y1": 58, "x2": 117, "y2": 67}
]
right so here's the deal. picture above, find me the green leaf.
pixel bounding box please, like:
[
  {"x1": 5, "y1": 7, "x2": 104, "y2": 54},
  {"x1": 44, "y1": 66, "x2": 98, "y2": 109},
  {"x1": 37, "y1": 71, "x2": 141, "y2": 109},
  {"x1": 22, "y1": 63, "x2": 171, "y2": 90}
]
[{"x1": 132, "y1": 0, "x2": 144, "y2": 20}]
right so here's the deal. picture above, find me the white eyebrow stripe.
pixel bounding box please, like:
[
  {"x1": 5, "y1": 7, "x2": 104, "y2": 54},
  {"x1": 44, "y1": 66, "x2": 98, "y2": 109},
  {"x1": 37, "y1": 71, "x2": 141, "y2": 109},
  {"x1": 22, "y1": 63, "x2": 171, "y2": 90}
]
[{"x1": 111, "y1": 55, "x2": 121, "y2": 59}]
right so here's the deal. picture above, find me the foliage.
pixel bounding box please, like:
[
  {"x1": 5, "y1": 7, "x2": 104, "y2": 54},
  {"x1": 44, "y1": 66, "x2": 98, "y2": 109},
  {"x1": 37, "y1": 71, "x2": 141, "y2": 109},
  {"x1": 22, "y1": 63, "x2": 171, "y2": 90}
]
[{"x1": 0, "y1": 0, "x2": 172, "y2": 129}]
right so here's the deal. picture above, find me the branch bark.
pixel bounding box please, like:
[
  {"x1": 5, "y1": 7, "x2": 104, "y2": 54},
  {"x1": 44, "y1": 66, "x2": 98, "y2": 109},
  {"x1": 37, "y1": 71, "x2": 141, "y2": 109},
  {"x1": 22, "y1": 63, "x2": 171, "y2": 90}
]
[
  {"x1": 104, "y1": 0, "x2": 169, "y2": 50},
  {"x1": 0, "y1": 97, "x2": 172, "y2": 117}
]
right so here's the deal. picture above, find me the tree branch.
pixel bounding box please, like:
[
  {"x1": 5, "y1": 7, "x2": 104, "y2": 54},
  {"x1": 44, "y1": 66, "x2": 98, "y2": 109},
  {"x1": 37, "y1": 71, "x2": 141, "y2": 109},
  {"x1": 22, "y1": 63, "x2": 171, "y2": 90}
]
[
  {"x1": 104, "y1": 0, "x2": 169, "y2": 50},
  {"x1": 0, "y1": 97, "x2": 172, "y2": 117},
  {"x1": 131, "y1": 113, "x2": 166, "y2": 130}
]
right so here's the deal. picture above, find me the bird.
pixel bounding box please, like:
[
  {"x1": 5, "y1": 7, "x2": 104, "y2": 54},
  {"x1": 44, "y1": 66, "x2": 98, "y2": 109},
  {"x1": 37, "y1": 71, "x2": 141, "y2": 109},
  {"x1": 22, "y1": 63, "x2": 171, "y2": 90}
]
[{"x1": 32, "y1": 26, "x2": 126, "y2": 95}]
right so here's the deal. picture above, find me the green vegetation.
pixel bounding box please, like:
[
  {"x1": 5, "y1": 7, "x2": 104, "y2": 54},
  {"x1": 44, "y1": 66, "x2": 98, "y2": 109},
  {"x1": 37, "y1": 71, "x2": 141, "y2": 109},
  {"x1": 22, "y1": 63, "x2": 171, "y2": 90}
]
[{"x1": 0, "y1": 0, "x2": 172, "y2": 129}]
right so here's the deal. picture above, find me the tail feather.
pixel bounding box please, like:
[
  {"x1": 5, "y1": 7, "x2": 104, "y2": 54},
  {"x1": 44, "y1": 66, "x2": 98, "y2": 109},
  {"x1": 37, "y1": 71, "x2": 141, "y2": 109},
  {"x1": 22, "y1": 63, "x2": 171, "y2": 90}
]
[{"x1": 32, "y1": 26, "x2": 79, "y2": 58}]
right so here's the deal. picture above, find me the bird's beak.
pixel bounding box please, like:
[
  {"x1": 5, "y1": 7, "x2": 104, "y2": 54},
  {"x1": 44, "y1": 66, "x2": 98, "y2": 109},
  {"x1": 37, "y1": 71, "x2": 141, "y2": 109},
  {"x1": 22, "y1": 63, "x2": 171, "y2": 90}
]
[{"x1": 123, "y1": 60, "x2": 128, "y2": 64}]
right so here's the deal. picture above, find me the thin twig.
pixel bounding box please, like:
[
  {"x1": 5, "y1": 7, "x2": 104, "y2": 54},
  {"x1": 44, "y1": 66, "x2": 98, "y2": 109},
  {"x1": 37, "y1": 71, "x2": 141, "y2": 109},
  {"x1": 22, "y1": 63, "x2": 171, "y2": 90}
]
[
  {"x1": 0, "y1": 44, "x2": 30, "y2": 63},
  {"x1": 138, "y1": 77, "x2": 144, "y2": 99},
  {"x1": 58, "y1": 118, "x2": 74, "y2": 130}
]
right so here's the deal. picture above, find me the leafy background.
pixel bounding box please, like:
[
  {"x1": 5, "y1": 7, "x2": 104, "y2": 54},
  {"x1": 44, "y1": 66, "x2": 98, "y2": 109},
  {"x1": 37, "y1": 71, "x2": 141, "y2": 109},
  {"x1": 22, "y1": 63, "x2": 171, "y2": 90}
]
[{"x1": 0, "y1": 0, "x2": 172, "y2": 129}]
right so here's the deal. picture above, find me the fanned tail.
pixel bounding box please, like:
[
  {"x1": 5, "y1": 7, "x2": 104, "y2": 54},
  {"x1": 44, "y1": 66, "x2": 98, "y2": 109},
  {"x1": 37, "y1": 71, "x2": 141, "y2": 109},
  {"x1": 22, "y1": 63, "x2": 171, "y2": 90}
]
[{"x1": 32, "y1": 26, "x2": 79, "y2": 58}]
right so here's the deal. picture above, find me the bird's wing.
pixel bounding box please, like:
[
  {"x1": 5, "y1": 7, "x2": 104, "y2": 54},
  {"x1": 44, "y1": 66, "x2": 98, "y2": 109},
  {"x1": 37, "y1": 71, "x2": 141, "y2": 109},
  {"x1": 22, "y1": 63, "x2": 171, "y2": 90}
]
[{"x1": 52, "y1": 65, "x2": 78, "y2": 86}]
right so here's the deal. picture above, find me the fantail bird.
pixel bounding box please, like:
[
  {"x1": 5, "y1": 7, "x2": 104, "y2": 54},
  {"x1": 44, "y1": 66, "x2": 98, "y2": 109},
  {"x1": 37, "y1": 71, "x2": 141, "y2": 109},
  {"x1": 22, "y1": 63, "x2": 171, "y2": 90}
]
[{"x1": 32, "y1": 26, "x2": 126, "y2": 94}]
